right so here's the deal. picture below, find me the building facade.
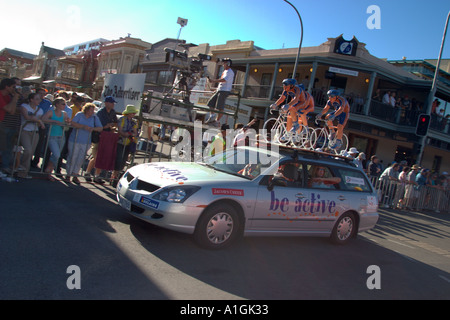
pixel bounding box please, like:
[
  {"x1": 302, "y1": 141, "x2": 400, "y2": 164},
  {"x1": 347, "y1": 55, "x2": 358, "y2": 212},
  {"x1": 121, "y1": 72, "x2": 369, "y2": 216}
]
[
  {"x1": 171, "y1": 35, "x2": 448, "y2": 172},
  {"x1": 0, "y1": 48, "x2": 35, "y2": 79},
  {"x1": 92, "y1": 36, "x2": 152, "y2": 99},
  {"x1": 23, "y1": 42, "x2": 66, "y2": 86}
]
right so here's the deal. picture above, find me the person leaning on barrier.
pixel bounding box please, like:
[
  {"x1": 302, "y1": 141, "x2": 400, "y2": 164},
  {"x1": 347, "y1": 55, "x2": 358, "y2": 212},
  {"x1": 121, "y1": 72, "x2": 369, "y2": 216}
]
[
  {"x1": 0, "y1": 78, "x2": 20, "y2": 174},
  {"x1": 65, "y1": 103, "x2": 103, "y2": 185},
  {"x1": 110, "y1": 105, "x2": 138, "y2": 187},
  {"x1": 379, "y1": 162, "x2": 400, "y2": 182},
  {"x1": 403, "y1": 164, "x2": 420, "y2": 210},
  {"x1": 368, "y1": 155, "x2": 381, "y2": 177},
  {"x1": 396, "y1": 165, "x2": 410, "y2": 209},
  {"x1": 30, "y1": 88, "x2": 53, "y2": 169},
  {"x1": 85, "y1": 96, "x2": 118, "y2": 184},
  {"x1": 55, "y1": 92, "x2": 79, "y2": 176},
  {"x1": 41, "y1": 97, "x2": 70, "y2": 181},
  {"x1": 18, "y1": 93, "x2": 45, "y2": 179}
]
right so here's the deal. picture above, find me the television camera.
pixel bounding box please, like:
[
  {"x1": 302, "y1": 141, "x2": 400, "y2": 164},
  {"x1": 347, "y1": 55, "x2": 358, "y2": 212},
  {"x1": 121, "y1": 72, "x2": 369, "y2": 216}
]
[{"x1": 164, "y1": 47, "x2": 212, "y2": 103}]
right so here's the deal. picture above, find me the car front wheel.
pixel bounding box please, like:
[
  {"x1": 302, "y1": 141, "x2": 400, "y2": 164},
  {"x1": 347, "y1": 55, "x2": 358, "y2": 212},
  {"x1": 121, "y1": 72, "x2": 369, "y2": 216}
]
[
  {"x1": 330, "y1": 212, "x2": 356, "y2": 245},
  {"x1": 194, "y1": 203, "x2": 241, "y2": 249}
]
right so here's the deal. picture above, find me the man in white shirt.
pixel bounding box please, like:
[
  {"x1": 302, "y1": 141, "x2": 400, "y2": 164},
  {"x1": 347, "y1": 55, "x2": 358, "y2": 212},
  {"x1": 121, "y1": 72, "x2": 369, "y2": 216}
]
[
  {"x1": 205, "y1": 58, "x2": 234, "y2": 124},
  {"x1": 382, "y1": 91, "x2": 390, "y2": 104},
  {"x1": 389, "y1": 91, "x2": 396, "y2": 107}
]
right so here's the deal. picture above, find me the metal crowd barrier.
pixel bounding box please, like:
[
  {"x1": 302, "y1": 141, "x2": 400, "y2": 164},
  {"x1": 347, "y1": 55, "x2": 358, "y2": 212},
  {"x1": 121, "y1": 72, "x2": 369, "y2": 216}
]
[
  {"x1": 6, "y1": 119, "x2": 174, "y2": 181},
  {"x1": 9, "y1": 120, "x2": 89, "y2": 177},
  {"x1": 369, "y1": 176, "x2": 450, "y2": 213}
]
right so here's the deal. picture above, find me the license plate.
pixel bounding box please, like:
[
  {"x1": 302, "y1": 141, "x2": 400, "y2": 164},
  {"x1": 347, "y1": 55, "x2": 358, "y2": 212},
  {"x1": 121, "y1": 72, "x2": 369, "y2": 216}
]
[{"x1": 119, "y1": 196, "x2": 131, "y2": 211}]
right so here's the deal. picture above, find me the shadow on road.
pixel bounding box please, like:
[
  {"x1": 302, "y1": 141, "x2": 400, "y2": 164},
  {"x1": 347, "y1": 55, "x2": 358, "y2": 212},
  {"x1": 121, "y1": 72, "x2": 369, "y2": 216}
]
[{"x1": 1, "y1": 178, "x2": 449, "y2": 300}]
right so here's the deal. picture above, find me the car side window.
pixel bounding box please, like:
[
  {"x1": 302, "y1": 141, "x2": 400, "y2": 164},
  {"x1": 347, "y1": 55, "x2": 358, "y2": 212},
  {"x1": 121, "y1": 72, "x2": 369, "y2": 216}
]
[
  {"x1": 270, "y1": 162, "x2": 303, "y2": 188},
  {"x1": 307, "y1": 164, "x2": 341, "y2": 189},
  {"x1": 335, "y1": 168, "x2": 372, "y2": 192}
]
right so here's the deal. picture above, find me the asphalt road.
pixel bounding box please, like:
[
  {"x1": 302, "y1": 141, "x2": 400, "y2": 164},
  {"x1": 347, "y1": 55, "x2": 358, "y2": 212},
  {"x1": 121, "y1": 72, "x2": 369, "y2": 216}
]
[{"x1": 1, "y1": 174, "x2": 449, "y2": 301}]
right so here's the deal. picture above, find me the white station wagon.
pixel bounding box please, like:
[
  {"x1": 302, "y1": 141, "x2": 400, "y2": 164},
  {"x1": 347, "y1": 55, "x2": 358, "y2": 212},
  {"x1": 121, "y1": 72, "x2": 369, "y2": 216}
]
[{"x1": 116, "y1": 146, "x2": 379, "y2": 249}]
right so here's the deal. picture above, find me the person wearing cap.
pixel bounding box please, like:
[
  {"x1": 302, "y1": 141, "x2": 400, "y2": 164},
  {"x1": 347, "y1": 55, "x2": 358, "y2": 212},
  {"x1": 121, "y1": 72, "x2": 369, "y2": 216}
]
[
  {"x1": 404, "y1": 164, "x2": 420, "y2": 209},
  {"x1": 85, "y1": 96, "x2": 118, "y2": 184},
  {"x1": 110, "y1": 105, "x2": 138, "y2": 186},
  {"x1": 205, "y1": 58, "x2": 234, "y2": 124}
]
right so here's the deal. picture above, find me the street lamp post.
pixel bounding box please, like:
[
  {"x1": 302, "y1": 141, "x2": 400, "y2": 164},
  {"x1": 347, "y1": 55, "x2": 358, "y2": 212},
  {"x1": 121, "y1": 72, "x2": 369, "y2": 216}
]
[
  {"x1": 283, "y1": 0, "x2": 303, "y2": 78},
  {"x1": 417, "y1": 11, "x2": 450, "y2": 166}
]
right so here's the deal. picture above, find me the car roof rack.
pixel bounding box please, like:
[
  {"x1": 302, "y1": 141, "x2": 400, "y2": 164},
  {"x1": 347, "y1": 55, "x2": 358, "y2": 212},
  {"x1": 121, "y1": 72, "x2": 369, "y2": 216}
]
[{"x1": 251, "y1": 140, "x2": 356, "y2": 165}]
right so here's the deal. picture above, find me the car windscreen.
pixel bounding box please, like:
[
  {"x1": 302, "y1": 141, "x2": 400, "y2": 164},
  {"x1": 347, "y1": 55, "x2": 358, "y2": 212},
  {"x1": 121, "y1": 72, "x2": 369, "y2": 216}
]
[{"x1": 204, "y1": 147, "x2": 281, "y2": 180}]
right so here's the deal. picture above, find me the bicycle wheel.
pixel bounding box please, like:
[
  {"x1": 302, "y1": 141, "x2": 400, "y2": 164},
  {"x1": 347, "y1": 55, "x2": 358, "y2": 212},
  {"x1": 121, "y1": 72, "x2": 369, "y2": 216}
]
[
  {"x1": 301, "y1": 127, "x2": 315, "y2": 150},
  {"x1": 292, "y1": 125, "x2": 312, "y2": 149},
  {"x1": 329, "y1": 133, "x2": 349, "y2": 154},
  {"x1": 340, "y1": 133, "x2": 349, "y2": 153},
  {"x1": 273, "y1": 121, "x2": 290, "y2": 145},
  {"x1": 262, "y1": 118, "x2": 278, "y2": 143},
  {"x1": 310, "y1": 128, "x2": 328, "y2": 150}
]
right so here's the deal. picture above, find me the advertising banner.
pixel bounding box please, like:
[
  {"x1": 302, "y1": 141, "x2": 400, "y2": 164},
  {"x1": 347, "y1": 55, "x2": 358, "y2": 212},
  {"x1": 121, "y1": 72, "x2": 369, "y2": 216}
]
[{"x1": 102, "y1": 73, "x2": 145, "y2": 113}]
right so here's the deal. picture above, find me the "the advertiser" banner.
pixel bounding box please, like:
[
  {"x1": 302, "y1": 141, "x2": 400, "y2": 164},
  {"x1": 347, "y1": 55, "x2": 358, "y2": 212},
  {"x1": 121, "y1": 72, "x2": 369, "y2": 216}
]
[{"x1": 102, "y1": 73, "x2": 145, "y2": 113}]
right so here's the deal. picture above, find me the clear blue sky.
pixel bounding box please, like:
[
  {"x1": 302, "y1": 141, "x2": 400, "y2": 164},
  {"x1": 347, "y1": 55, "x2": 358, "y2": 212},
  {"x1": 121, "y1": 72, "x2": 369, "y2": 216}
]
[{"x1": 1, "y1": 0, "x2": 449, "y2": 60}]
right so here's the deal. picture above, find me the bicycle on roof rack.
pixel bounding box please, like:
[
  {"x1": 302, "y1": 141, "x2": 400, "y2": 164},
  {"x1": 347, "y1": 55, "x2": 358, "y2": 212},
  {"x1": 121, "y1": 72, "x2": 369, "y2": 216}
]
[
  {"x1": 310, "y1": 118, "x2": 349, "y2": 154},
  {"x1": 262, "y1": 110, "x2": 313, "y2": 149}
]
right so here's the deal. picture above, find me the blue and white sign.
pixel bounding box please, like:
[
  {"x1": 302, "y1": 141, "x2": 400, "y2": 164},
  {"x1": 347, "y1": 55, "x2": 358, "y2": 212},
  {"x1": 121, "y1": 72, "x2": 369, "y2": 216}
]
[
  {"x1": 102, "y1": 73, "x2": 145, "y2": 113},
  {"x1": 139, "y1": 196, "x2": 160, "y2": 210}
]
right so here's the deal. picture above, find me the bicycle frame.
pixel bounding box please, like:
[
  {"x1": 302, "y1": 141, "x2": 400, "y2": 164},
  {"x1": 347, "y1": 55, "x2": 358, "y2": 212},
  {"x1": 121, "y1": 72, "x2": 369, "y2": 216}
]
[
  {"x1": 263, "y1": 111, "x2": 312, "y2": 148},
  {"x1": 311, "y1": 119, "x2": 348, "y2": 154}
]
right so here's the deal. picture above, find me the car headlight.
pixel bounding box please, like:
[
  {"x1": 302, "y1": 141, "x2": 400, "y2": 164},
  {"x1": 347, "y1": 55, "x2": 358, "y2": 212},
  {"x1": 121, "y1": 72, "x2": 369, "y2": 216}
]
[{"x1": 153, "y1": 186, "x2": 200, "y2": 203}]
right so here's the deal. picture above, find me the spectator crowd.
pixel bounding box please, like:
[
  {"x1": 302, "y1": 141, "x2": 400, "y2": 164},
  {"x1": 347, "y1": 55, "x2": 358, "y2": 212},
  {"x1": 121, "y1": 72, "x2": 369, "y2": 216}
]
[{"x1": 0, "y1": 77, "x2": 138, "y2": 187}]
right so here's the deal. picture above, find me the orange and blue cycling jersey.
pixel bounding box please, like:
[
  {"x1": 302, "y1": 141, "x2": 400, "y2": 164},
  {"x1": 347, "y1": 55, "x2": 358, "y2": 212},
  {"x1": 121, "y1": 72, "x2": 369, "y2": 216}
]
[
  {"x1": 326, "y1": 96, "x2": 350, "y2": 124},
  {"x1": 282, "y1": 85, "x2": 306, "y2": 108},
  {"x1": 297, "y1": 90, "x2": 314, "y2": 115}
]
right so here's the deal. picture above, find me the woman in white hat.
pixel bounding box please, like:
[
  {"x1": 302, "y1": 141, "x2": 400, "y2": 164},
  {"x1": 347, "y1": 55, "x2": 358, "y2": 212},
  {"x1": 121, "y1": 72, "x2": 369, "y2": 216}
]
[
  {"x1": 111, "y1": 105, "x2": 139, "y2": 186},
  {"x1": 348, "y1": 147, "x2": 359, "y2": 158}
]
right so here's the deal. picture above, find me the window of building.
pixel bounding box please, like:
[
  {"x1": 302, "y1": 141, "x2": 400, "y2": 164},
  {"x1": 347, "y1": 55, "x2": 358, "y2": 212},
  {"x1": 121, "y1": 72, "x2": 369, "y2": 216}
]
[
  {"x1": 158, "y1": 70, "x2": 174, "y2": 85},
  {"x1": 146, "y1": 71, "x2": 158, "y2": 83}
]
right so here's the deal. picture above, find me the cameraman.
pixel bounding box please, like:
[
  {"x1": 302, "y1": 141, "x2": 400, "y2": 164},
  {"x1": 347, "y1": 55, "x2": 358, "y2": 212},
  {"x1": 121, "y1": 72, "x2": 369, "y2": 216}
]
[{"x1": 205, "y1": 58, "x2": 234, "y2": 124}]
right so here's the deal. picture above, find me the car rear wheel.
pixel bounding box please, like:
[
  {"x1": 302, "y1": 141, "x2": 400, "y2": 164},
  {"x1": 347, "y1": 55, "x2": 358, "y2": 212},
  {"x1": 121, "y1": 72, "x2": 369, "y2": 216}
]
[
  {"x1": 194, "y1": 203, "x2": 241, "y2": 249},
  {"x1": 330, "y1": 212, "x2": 356, "y2": 245}
]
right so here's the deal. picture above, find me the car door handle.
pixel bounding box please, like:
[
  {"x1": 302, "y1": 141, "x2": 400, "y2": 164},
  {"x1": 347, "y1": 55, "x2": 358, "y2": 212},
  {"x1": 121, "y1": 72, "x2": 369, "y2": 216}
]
[
  {"x1": 338, "y1": 195, "x2": 346, "y2": 201},
  {"x1": 296, "y1": 193, "x2": 306, "y2": 199}
]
